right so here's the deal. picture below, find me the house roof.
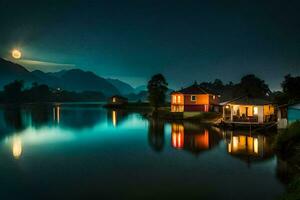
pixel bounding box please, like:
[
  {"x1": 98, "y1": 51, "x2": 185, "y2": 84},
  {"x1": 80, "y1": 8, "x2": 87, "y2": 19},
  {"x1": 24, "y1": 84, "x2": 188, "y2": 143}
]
[
  {"x1": 290, "y1": 103, "x2": 300, "y2": 109},
  {"x1": 110, "y1": 95, "x2": 128, "y2": 100},
  {"x1": 173, "y1": 83, "x2": 218, "y2": 95},
  {"x1": 220, "y1": 96, "x2": 273, "y2": 106}
]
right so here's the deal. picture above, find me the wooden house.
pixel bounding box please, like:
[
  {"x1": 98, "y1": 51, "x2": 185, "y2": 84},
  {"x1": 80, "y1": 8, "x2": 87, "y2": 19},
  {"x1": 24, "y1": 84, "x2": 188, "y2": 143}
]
[
  {"x1": 171, "y1": 83, "x2": 220, "y2": 113},
  {"x1": 108, "y1": 95, "x2": 128, "y2": 105},
  {"x1": 221, "y1": 96, "x2": 276, "y2": 125}
]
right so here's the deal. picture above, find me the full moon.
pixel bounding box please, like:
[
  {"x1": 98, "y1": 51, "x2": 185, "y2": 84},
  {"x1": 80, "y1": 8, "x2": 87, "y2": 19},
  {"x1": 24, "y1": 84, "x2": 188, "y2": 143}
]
[{"x1": 12, "y1": 49, "x2": 22, "y2": 59}]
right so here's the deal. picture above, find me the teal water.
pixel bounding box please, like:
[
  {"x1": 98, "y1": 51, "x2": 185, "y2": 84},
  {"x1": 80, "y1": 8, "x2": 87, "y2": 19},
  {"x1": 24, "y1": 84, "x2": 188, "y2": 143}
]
[{"x1": 0, "y1": 105, "x2": 285, "y2": 199}]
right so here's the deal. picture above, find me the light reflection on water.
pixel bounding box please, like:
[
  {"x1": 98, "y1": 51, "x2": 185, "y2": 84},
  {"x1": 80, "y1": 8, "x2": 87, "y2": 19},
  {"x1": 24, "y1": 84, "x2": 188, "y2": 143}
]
[{"x1": 0, "y1": 105, "x2": 285, "y2": 199}]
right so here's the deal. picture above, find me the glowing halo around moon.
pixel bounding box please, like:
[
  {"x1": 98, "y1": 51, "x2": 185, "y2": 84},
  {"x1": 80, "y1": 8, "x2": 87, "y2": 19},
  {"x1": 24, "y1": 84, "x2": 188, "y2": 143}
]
[{"x1": 12, "y1": 49, "x2": 22, "y2": 59}]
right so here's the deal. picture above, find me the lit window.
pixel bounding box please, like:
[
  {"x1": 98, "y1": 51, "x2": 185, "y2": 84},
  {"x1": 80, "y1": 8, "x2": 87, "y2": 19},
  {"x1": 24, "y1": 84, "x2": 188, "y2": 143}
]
[
  {"x1": 191, "y1": 95, "x2": 196, "y2": 101},
  {"x1": 178, "y1": 96, "x2": 181, "y2": 103},
  {"x1": 112, "y1": 97, "x2": 116, "y2": 103},
  {"x1": 254, "y1": 138, "x2": 258, "y2": 154},
  {"x1": 213, "y1": 95, "x2": 216, "y2": 100},
  {"x1": 173, "y1": 95, "x2": 177, "y2": 103},
  {"x1": 254, "y1": 107, "x2": 258, "y2": 115}
]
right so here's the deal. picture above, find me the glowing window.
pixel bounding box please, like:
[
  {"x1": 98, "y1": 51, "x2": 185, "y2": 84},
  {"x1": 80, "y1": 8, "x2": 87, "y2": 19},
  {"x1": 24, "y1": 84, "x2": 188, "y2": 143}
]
[
  {"x1": 173, "y1": 95, "x2": 177, "y2": 103},
  {"x1": 178, "y1": 96, "x2": 181, "y2": 103},
  {"x1": 254, "y1": 107, "x2": 258, "y2": 115},
  {"x1": 213, "y1": 95, "x2": 216, "y2": 100},
  {"x1": 191, "y1": 95, "x2": 196, "y2": 101}
]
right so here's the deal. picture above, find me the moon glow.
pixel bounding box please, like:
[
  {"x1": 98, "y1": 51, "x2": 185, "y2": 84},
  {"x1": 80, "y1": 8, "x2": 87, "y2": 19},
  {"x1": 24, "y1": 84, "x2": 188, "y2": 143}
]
[{"x1": 12, "y1": 49, "x2": 22, "y2": 59}]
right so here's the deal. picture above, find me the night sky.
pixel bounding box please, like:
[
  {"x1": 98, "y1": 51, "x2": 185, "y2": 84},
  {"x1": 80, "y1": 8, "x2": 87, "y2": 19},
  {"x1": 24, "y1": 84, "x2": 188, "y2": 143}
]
[{"x1": 0, "y1": 0, "x2": 299, "y2": 90}]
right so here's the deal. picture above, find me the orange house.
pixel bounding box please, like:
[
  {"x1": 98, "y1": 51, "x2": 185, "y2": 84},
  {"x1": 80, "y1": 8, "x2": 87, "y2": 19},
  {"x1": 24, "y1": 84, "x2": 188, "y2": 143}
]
[{"x1": 171, "y1": 83, "x2": 220, "y2": 112}]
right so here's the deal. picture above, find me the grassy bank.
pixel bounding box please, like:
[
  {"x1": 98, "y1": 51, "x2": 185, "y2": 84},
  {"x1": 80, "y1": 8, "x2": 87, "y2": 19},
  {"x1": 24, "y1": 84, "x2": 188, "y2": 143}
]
[
  {"x1": 274, "y1": 121, "x2": 300, "y2": 200},
  {"x1": 275, "y1": 121, "x2": 300, "y2": 158},
  {"x1": 281, "y1": 177, "x2": 300, "y2": 200},
  {"x1": 104, "y1": 102, "x2": 221, "y2": 123}
]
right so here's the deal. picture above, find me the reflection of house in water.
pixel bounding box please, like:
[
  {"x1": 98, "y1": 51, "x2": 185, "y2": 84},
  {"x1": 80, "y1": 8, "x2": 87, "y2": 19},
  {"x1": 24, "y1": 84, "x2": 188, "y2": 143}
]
[
  {"x1": 12, "y1": 136, "x2": 22, "y2": 159},
  {"x1": 225, "y1": 131, "x2": 274, "y2": 163},
  {"x1": 171, "y1": 123, "x2": 222, "y2": 155},
  {"x1": 107, "y1": 110, "x2": 128, "y2": 127},
  {"x1": 53, "y1": 106, "x2": 61, "y2": 124}
]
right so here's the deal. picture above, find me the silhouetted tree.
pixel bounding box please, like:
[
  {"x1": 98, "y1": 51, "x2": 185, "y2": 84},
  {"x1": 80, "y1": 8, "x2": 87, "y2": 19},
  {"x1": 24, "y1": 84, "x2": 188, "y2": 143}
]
[
  {"x1": 4, "y1": 80, "x2": 24, "y2": 103},
  {"x1": 23, "y1": 83, "x2": 51, "y2": 102},
  {"x1": 147, "y1": 74, "x2": 168, "y2": 111},
  {"x1": 281, "y1": 74, "x2": 300, "y2": 102},
  {"x1": 272, "y1": 91, "x2": 289, "y2": 105},
  {"x1": 234, "y1": 74, "x2": 270, "y2": 98},
  {"x1": 148, "y1": 118, "x2": 165, "y2": 152},
  {"x1": 200, "y1": 79, "x2": 224, "y2": 94}
]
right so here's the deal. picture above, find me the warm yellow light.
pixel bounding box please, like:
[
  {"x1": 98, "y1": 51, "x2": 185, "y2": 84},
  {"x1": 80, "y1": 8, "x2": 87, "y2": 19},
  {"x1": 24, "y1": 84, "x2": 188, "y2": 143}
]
[
  {"x1": 172, "y1": 95, "x2": 176, "y2": 103},
  {"x1": 56, "y1": 106, "x2": 60, "y2": 124},
  {"x1": 112, "y1": 110, "x2": 117, "y2": 127},
  {"x1": 254, "y1": 138, "x2": 258, "y2": 154},
  {"x1": 254, "y1": 107, "x2": 258, "y2": 115},
  {"x1": 12, "y1": 137, "x2": 22, "y2": 159},
  {"x1": 225, "y1": 105, "x2": 229, "y2": 109},
  {"x1": 112, "y1": 97, "x2": 116, "y2": 103},
  {"x1": 12, "y1": 49, "x2": 22, "y2": 59}
]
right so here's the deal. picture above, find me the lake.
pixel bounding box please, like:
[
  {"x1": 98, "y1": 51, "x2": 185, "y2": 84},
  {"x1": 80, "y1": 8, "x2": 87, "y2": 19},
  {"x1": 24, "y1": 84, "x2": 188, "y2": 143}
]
[{"x1": 0, "y1": 104, "x2": 285, "y2": 199}]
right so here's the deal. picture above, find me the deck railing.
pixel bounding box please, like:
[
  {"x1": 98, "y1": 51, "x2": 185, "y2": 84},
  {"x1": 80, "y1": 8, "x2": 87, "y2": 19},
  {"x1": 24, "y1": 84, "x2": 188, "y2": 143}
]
[{"x1": 224, "y1": 115, "x2": 258, "y2": 123}]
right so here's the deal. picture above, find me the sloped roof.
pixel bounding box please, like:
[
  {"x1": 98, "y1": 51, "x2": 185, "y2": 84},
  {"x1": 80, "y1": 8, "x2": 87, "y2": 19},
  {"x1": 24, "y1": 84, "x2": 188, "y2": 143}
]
[
  {"x1": 220, "y1": 96, "x2": 273, "y2": 106},
  {"x1": 174, "y1": 83, "x2": 218, "y2": 95},
  {"x1": 110, "y1": 95, "x2": 128, "y2": 100},
  {"x1": 289, "y1": 102, "x2": 300, "y2": 109},
  {"x1": 278, "y1": 101, "x2": 300, "y2": 109}
]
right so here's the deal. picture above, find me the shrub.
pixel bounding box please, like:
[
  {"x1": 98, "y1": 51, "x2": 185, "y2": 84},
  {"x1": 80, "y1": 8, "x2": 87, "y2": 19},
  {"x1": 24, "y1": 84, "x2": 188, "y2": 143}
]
[
  {"x1": 275, "y1": 121, "x2": 300, "y2": 157},
  {"x1": 281, "y1": 176, "x2": 300, "y2": 200}
]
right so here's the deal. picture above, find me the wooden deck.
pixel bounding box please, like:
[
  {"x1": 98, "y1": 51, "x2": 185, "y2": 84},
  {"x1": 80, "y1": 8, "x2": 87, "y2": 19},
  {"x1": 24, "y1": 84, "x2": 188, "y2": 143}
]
[{"x1": 220, "y1": 120, "x2": 277, "y2": 130}]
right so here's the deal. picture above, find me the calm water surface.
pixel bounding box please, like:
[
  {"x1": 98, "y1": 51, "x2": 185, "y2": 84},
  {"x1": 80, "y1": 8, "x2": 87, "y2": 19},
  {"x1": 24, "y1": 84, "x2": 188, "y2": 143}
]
[{"x1": 0, "y1": 105, "x2": 285, "y2": 199}]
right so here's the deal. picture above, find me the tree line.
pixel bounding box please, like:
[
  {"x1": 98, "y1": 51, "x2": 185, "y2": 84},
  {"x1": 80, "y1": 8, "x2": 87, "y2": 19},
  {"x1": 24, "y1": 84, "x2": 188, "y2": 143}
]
[
  {"x1": 1, "y1": 73, "x2": 299, "y2": 106},
  {"x1": 0, "y1": 80, "x2": 106, "y2": 104},
  {"x1": 147, "y1": 73, "x2": 300, "y2": 110}
]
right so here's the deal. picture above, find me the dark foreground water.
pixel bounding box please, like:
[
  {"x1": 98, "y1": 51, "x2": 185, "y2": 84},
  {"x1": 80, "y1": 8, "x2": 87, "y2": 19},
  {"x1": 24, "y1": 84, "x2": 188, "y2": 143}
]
[{"x1": 0, "y1": 105, "x2": 285, "y2": 200}]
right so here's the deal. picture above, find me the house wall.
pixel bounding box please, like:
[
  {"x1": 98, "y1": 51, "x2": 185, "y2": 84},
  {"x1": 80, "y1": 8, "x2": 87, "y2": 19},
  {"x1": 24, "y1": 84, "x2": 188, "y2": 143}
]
[
  {"x1": 263, "y1": 105, "x2": 275, "y2": 116},
  {"x1": 288, "y1": 107, "x2": 300, "y2": 124},
  {"x1": 171, "y1": 93, "x2": 218, "y2": 112},
  {"x1": 184, "y1": 105, "x2": 207, "y2": 112},
  {"x1": 209, "y1": 94, "x2": 219, "y2": 105},
  {"x1": 110, "y1": 97, "x2": 127, "y2": 104},
  {"x1": 258, "y1": 106, "x2": 264, "y2": 123},
  {"x1": 171, "y1": 93, "x2": 184, "y2": 105},
  {"x1": 171, "y1": 93, "x2": 184, "y2": 112},
  {"x1": 239, "y1": 105, "x2": 254, "y2": 116},
  {"x1": 184, "y1": 94, "x2": 209, "y2": 105}
]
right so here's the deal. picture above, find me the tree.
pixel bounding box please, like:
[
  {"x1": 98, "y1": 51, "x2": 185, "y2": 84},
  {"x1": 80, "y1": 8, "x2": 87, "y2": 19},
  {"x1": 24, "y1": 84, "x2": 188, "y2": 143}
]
[
  {"x1": 234, "y1": 74, "x2": 270, "y2": 98},
  {"x1": 282, "y1": 74, "x2": 300, "y2": 102},
  {"x1": 23, "y1": 83, "x2": 51, "y2": 102},
  {"x1": 4, "y1": 80, "x2": 24, "y2": 103},
  {"x1": 147, "y1": 74, "x2": 168, "y2": 111}
]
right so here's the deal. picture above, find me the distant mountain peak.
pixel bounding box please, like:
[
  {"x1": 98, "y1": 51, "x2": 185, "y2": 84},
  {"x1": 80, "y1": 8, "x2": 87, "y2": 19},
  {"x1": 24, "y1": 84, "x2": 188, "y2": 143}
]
[{"x1": 106, "y1": 78, "x2": 134, "y2": 95}]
